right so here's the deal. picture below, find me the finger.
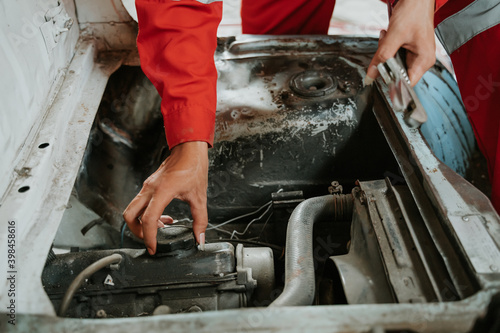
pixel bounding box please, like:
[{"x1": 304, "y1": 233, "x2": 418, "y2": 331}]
[
  {"x1": 406, "y1": 51, "x2": 435, "y2": 87},
  {"x1": 379, "y1": 29, "x2": 387, "y2": 42},
  {"x1": 365, "y1": 29, "x2": 404, "y2": 85},
  {"x1": 141, "y1": 193, "x2": 175, "y2": 255},
  {"x1": 123, "y1": 193, "x2": 151, "y2": 239},
  {"x1": 159, "y1": 215, "x2": 174, "y2": 225},
  {"x1": 125, "y1": 217, "x2": 145, "y2": 240},
  {"x1": 190, "y1": 199, "x2": 208, "y2": 246}
]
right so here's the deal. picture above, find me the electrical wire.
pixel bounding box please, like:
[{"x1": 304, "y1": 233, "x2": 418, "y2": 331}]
[
  {"x1": 207, "y1": 225, "x2": 234, "y2": 237},
  {"x1": 121, "y1": 201, "x2": 275, "y2": 242},
  {"x1": 206, "y1": 201, "x2": 272, "y2": 231},
  {"x1": 164, "y1": 225, "x2": 192, "y2": 229},
  {"x1": 173, "y1": 218, "x2": 193, "y2": 224},
  {"x1": 58, "y1": 253, "x2": 122, "y2": 316},
  {"x1": 120, "y1": 222, "x2": 127, "y2": 248},
  {"x1": 258, "y1": 209, "x2": 273, "y2": 239},
  {"x1": 208, "y1": 238, "x2": 283, "y2": 252},
  {"x1": 230, "y1": 206, "x2": 273, "y2": 239},
  {"x1": 80, "y1": 218, "x2": 104, "y2": 236}
]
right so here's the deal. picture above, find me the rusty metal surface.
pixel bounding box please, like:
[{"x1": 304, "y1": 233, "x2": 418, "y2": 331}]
[
  {"x1": 207, "y1": 36, "x2": 395, "y2": 218},
  {"x1": 331, "y1": 177, "x2": 483, "y2": 306},
  {"x1": 7, "y1": 34, "x2": 499, "y2": 331},
  {"x1": 331, "y1": 188, "x2": 396, "y2": 304},
  {"x1": 77, "y1": 36, "x2": 400, "y2": 227},
  {"x1": 361, "y1": 180, "x2": 437, "y2": 303},
  {"x1": 372, "y1": 79, "x2": 500, "y2": 289}
]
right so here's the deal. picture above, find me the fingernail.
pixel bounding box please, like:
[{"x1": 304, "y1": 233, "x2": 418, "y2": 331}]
[
  {"x1": 147, "y1": 247, "x2": 154, "y2": 255},
  {"x1": 198, "y1": 233, "x2": 205, "y2": 251},
  {"x1": 364, "y1": 75, "x2": 374, "y2": 87}
]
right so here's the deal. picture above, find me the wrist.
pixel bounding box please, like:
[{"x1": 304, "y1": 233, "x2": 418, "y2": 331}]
[
  {"x1": 171, "y1": 141, "x2": 209, "y2": 153},
  {"x1": 392, "y1": 0, "x2": 435, "y2": 22},
  {"x1": 170, "y1": 142, "x2": 209, "y2": 164}
]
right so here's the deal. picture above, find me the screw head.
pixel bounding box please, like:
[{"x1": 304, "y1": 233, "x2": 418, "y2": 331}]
[{"x1": 96, "y1": 309, "x2": 107, "y2": 318}]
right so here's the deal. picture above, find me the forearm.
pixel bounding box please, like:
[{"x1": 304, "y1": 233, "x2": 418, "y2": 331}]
[{"x1": 135, "y1": 0, "x2": 222, "y2": 148}]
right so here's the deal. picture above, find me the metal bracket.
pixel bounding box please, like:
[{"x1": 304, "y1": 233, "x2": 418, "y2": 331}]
[{"x1": 235, "y1": 244, "x2": 258, "y2": 290}]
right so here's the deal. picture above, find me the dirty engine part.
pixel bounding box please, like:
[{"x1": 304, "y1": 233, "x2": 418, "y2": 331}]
[{"x1": 42, "y1": 239, "x2": 274, "y2": 318}]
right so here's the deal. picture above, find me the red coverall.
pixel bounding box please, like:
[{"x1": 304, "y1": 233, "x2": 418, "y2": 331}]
[{"x1": 135, "y1": 0, "x2": 500, "y2": 212}]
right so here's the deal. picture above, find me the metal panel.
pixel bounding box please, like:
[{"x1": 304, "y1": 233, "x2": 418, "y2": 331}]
[
  {"x1": 359, "y1": 181, "x2": 437, "y2": 303},
  {"x1": 0, "y1": 41, "x2": 122, "y2": 316},
  {"x1": 13, "y1": 289, "x2": 499, "y2": 332},
  {"x1": 75, "y1": 0, "x2": 132, "y2": 23},
  {"x1": 332, "y1": 189, "x2": 396, "y2": 304},
  {"x1": 373, "y1": 73, "x2": 500, "y2": 285},
  {"x1": 0, "y1": 0, "x2": 79, "y2": 199}
]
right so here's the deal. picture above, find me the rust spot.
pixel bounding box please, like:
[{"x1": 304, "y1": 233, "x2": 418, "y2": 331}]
[
  {"x1": 288, "y1": 269, "x2": 303, "y2": 280},
  {"x1": 15, "y1": 167, "x2": 31, "y2": 178},
  {"x1": 297, "y1": 255, "x2": 306, "y2": 264},
  {"x1": 81, "y1": 103, "x2": 89, "y2": 113}
]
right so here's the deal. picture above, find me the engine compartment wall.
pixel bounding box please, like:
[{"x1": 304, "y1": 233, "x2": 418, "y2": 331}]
[{"x1": 0, "y1": 0, "x2": 79, "y2": 198}]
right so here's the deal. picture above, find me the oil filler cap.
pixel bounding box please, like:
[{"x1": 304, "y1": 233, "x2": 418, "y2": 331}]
[{"x1": 156, "y1": 226, "x2": 195, "y2": 254}]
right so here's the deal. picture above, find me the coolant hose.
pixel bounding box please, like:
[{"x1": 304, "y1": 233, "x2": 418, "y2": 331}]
[
  {"x1": 270, "y1": 194, "x2": 352, "y2": 307},
  {"x1": 59, "y1": 253, "x2": 122, "y2": 316}
]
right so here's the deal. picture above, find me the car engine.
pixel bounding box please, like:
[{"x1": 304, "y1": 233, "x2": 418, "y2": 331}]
[{"x1": 40, "y1": 36, "x2": 496, "y2": 323}]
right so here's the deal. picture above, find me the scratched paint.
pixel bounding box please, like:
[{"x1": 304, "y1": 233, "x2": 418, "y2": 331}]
[
  {"x1": 202, "y1": 37, "x2": 400, "y2": 219},
  {"x1": 214, "y1": 38, "x2": 370, "y2": 144}
]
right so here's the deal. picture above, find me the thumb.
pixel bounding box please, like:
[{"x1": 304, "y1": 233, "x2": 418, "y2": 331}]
[
  {"x1": 379, "y1": 29, "x2": 387, "y2": 42},
  {"x1": 365, "y1": 29, "x2": 403, "y2": 86},
  {"x1": 406, "y1": 51, "x2": 435, "y2": 87}
]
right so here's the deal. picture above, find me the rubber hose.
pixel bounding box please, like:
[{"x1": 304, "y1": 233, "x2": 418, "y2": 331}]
[
  {"x1": 58, "y1": 253, "x2": 122, "y2": 316},
  {"x1": 270, "y1": 194, "x2": 352, "y2": 307}
]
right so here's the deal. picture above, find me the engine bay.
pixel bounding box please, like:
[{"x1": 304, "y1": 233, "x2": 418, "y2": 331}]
[{"x1": 41, "y1": 36, "x2": 491, "y2": 321}]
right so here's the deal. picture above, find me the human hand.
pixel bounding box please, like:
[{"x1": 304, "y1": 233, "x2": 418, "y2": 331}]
[
  {"x1": 123, "y1": 141, "x2": 209, "y2": 255},
  {"x1": 365, "y1": 0, "x2": 436, "y2": 87}
]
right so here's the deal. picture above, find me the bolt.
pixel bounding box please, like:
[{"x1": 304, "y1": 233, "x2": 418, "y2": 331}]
[
  {"x1": 462, "y1": 216, "x2": 470, "y2": 222},
  {"x1": 187, "y1": 305, "x2": 203, "y2": 313},
  {"x1": 153, "y1": 305, "x2": 172, "y2": 316},
  {"x1": 490, "y1": 265, "x2": 499, "y2": 272},
  {"x1": 343, "y1": 81, "x2": 351, "y2": 92},
  {"x1": 328, "y1": 180, "x2": 343, "y2": 194},
  {"x1": 359, "y1": 193, "x2": 367, "y2": 205},
  {"x1": 96, "y1": 309, "x2": 107, "y2": 318}
]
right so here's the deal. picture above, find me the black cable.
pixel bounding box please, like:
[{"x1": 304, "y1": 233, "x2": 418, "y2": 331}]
[
  {"x1": 120, "y1": 221, "x2": 127, "y2": 248},
  {"x1": 80, "y1": 218, "x2": 104, "y2": 235},
  {"x1": 208, "y1": 238, "x2": 283, "y2": 252}
]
